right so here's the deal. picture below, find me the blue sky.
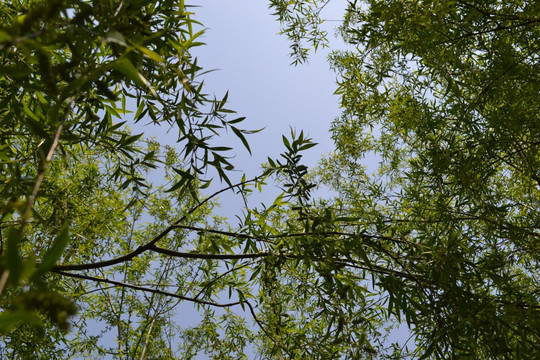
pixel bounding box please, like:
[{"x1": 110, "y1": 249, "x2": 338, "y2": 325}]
[{"x1": 191, "y1": 0, "x2": 347, "y2": 175}]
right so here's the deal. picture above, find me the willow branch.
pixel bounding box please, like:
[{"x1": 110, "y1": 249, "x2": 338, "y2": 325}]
[
  {"x1": 19, "y1": 98, "x2": 74, "y2": 235},
  {"x1": 172, "y1": 223, "x2": 416, "y2": 247},
  {"x1": 53, "y1": 270, "x2": 243, "y2": 308},
  {"x1": 54, "y1": 269, "x2": 279, "y2": 342},
  {"x1": 53, "y1": 176, "x2": 262, "y2": 271},
  {"x1": 151, "y1": 245, "x2": 269, "y2": 260}
]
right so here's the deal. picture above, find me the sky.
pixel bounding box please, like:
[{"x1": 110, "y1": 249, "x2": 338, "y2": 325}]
[
  {"x1": 163, "y1": 0, "x2": 352, "y2": 219},
  {"x1": 191, "y1": 0, "x2": 347, "y2": 176}
]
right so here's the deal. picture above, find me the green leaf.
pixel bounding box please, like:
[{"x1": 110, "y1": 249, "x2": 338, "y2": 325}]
[
  {"x1": 165, "y1": 168, "x2": 194, "y2": 193},
  {"x1": 282, "y1": 134, "x2": 291, "y2": 149},
  {"x1": 134, "y1": 101, "x2": 146, "y2": 120},
  {"x1": 0, "y1": 30, "x2": 12, "y2": 43},
  {"x1": 228, "y1": 116, "x2": 246, "y2": 124},
  {"x1": 0, "y1": 311, "x2": 43, "y2": 333},
  {"x1": 231, "y1": 126, "x2": 251, "y2": 155},
  {"x1": 0, "y1": 65, "x2": 31, "y2": 77},
  {"x1": 103, "y1": 31, "x2": 128, "y2": 46},
  {"x1": 6, "y1": 228, "x2": 22, "y2": 287},
  {"x1": 111, "y1": 58, "x2": 158, "y2": 98},
  {"x1": 32, "y1": 226, "x2": 70, "y2": 282},
  {"x1": 134, "y1": 44, "x2": 165, "y2": 62},
  {"x1": 298, "y1": 141, "x2": 317, "y2": 151}
]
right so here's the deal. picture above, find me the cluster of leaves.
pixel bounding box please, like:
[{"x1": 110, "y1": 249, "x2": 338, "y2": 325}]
[
  {"x1": 0, "y1": 2, "x2": 335, "y2": 357},
  {"x1": 314, "y1": 0, "x2": 540, "y2": 358},
  {"x1": 0, "y1": 0, "x2": 254, "y2": 354},
  {"x1": 268, "y1": 0, "x2": 330, "y2": 64},
  {"x1": 1, "y1": 0, "x2": 538, "y2": 359}
]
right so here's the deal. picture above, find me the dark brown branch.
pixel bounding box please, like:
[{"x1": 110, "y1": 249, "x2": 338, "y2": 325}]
[
  {"x1": 170, "y1": 224, "x2": 273, "y2": 243},
  {"x1": 174, "y1": 223, "x2": 415, "y2": 247},
  {"x1": 456, "y1": 1, "x2": 539, "y2": 21},
  {"x1": 53, "y1": 176, "x2": 262, "y2": 271},
  {"x1": 53, "y1": 270, "x2": 243, "y2": 308},
  {"x1": 485, "y1": 140, "x2": 540, "y2": 172},
  {"x1": 53, "y1": 220, "x2": 416, "y2": 271},
  {"x1": 151, "y1": 245, "x2": 269, "y2": 260},
  {"x1": 54, "y1": 269, "x2": 279, "y2": 343},
  {"x1": 334, "y1": 258, "x2": 420, "y2": 281},
  {"x1": 153, "y1": 245, "x2": 422, "y2": 281},
  {"x1": 442, "y1": 18, "x2": 540, "y2": 44},
  {"x1": 494, "y1": 299, "x2": 540, "y2": 310}
]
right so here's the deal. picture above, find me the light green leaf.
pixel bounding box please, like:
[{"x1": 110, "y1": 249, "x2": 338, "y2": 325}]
[
  {"x1": 0, "y1": 30, "x2": 12, "y2": 43},
  {"x1": 0, "y1": 311, "x2": 43, "y2": 333},
  {"x1": 112, "y1": 58, "x2": 158, "y2": 98},
  {"x1": 134, "y1": 44, "x2": 165, "y2": 62},
  {"x1": 103, "y1": 31, "x2": 128, "y2": 46}
]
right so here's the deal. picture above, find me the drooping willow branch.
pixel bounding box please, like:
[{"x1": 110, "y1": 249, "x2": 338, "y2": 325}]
[
  {"x1": 151, "y1": 245, "x2": 270, "y2": 259},
  {"x1": 19, "y1": 96, "x2": 75, "y2": 236},
  {"x1": 53, "y1": 224, "x2": 416, "y2": 272}
]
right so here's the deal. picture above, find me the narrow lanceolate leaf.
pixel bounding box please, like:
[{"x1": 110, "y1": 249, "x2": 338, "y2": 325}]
[
  {"x1": 134, "y1": 44, "x2": 165, "y2": 63},
  {"x1": 231, "y1": 126, "x2": 252, "y2": 155},
  {"x1": 111, "y1": 58, "x2": 158, "y2": 98},
  {"x1": 102, "y1": 31, "x2": 128, "y2": 47}
]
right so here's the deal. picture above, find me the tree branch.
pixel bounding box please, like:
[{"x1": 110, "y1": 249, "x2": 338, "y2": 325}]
[
  {"x1": 52, "y1": 176, "x2": 262, "y2": 271},
  {"x1": 53, "y1": 270, "x2": 243, "y2": 308},
  {"x1": 151, "y1": 245, "x2": 269, "y2": 260},
  {"x1": 19, "y1": 97, "x2": 75, "y2": 235},
  {"x1": 54, "y1": 269, "x2": 280, "y2": 344}
]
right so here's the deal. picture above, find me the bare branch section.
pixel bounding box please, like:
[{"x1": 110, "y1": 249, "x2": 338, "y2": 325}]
[{"x1": 150, "y1": 245, "x2": 269, "y2": 260}]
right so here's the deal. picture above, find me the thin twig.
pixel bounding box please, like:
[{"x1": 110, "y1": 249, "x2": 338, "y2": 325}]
[
  {"x1": 19, "y1": 103, "x2": 69, "y2": 235},
  {"x1": 151, "y1": 245, "x2": 269, "y2": 260},
  {"x1": 53, "y1": 270, "x2": 243, "y2": 308}
]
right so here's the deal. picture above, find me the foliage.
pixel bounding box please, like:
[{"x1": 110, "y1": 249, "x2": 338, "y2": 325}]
[
  {"x1": 0, "y1": 0, "x2": 539, "y2": 359},
  {"x1": 313, "y1": 0, "x2": 540, "y2": 358},
  {"x1": 0, "y1": 0, "x2": 255, "y2": 356},
  {"x1": 268, "y1": 0, "x2": 330, "y2": 64}
]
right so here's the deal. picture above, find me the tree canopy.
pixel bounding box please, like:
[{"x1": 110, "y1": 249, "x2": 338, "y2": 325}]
[{"x1": 1, "y1": 0, "x2": 539, "y2": 359}]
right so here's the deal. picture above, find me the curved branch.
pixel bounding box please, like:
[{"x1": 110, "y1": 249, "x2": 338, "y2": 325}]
[
  {"x1": 52, "y1": 176, "x2": 262, "y2": 271},
  {"x1": 151, "y1": 245, "x2": 269, "y2": 260},
  {"x1": 172, "y1": 223, "x2": 416, "y2": 247},
  {"x1": 54, "y1": 269, "x2": 280, "y2": 343},
  {"x1": 20, "y1": 97, "x2": 75, "y2": 235},
  {"x1": 53, "y1": 270, "x2": 243, "y2": 308}
]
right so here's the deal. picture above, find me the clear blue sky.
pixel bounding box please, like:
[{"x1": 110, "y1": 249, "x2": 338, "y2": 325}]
[{"x1": 191, "y1": 0, "x2": 347, "y2": 175}]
